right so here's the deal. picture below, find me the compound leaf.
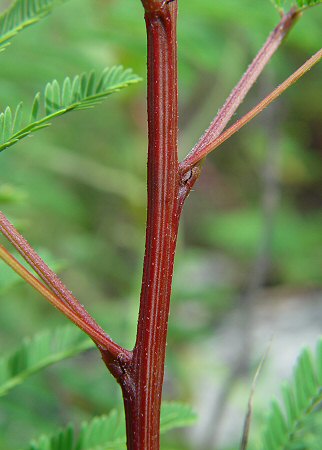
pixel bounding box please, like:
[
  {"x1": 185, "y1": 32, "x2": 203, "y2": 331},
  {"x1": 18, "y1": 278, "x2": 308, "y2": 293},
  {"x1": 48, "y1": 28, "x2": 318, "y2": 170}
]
[
  {"x1": 261, "y1": 339, "x2": 322, "y2": 450},
  {"x1": 0, "y1": 66, "x2": 141, "y2": 154}
]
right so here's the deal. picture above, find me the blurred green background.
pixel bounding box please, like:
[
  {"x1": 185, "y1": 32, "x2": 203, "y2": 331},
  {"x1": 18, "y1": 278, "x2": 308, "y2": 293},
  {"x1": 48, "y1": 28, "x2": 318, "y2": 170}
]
[{"x1": 0, "y1": 0, "x2": 321, "y2": 448}]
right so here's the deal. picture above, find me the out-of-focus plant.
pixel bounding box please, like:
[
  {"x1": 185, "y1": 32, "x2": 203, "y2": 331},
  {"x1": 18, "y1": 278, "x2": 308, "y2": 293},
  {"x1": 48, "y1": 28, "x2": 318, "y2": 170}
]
[{"x1": 0, "y1": 0, "x2": 321, "y2": 448}]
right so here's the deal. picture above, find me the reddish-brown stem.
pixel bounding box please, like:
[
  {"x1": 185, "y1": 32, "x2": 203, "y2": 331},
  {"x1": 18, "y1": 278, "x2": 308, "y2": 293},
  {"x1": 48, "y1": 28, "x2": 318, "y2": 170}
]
[
  {"x1": 180, "y1": 8, "x2": 300, "y2": 174},
  {"x1": 114, "y1": 1, "x2": 180, "y2": 449}
]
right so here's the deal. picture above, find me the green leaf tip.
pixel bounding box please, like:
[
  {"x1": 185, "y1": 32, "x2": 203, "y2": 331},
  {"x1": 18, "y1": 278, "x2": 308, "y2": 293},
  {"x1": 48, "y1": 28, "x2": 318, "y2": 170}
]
[
  {"x1": 261, "y1": 338, "x2": 322, "y2": 450},
  {"x1": 0, "y1": 0, "x2": 66, "y2": 50},
  {"x1": 0, "y1": 66, "x2": 141, "y2": 154}
]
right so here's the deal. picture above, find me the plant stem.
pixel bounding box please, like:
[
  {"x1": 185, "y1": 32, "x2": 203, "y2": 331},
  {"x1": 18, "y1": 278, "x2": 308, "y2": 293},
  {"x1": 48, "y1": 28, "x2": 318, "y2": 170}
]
[
  {"x1": 180, "y1": 8, "x2": 299, "y2": 174},
  {"x1": 114, "y1": 1, "x2": 180, "y2": 448}
]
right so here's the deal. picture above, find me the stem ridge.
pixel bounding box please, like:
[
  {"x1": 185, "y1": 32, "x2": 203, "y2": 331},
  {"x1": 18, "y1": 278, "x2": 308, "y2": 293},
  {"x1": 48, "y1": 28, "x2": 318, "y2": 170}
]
[{"x1": 121, "y1": 3, "x2": 179, "y2": 449}]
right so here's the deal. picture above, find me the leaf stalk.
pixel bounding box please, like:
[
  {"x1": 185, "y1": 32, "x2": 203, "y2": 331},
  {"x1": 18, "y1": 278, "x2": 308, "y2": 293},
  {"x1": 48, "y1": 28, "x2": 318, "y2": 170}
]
[
  {"x1": 184, "y1": 47, "x2": 322, "y2": 165},
  {"x1": 0, "y1": 212, "x2": 127, "y2": 359},
  {"x1": 180, "y1": 8, "x2": 300, "y2": 174}
]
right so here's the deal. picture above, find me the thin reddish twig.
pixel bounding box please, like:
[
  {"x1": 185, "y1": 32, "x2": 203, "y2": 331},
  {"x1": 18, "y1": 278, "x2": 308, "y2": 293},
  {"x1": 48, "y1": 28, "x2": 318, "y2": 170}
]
[
  {"x1": 0, "y1": 243, "x2": 124, "y2": 355},
  {"x1": 180, "y1": 8, "x2": 300, "y2": 174},
  {"x1": 182, "y1": 47, "x2": 322, "y2": 166},
  {"x1": 0, "y1": 212, "x2": 100, "y2": 324},
  {"x1": 0, "y1": 211, "x2": 128, "y2": 358}
]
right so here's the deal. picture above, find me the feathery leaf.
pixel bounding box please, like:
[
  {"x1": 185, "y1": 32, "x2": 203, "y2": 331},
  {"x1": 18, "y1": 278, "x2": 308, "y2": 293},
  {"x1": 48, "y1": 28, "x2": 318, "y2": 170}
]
[
  {"x1": 0, "y1": 0, "x2": 65, "y2": 51},
  {"x1": 26, "y1": 402, "x2": 197, "y2": 450},
  {"x1": 0, "y1": 66, "x2": 141, "y2": 154},
  {"x1": 261, "y1": 339, "x2": 322, "y2": 450},
  {"x1": 0, "y1": 326, "x2": 94, "y2": 396}
]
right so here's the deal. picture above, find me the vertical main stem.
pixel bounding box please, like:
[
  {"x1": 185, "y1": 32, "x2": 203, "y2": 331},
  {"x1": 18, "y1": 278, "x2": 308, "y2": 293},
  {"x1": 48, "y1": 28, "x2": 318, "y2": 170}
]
[{"x1": 121, "y1": 2, "x2": 179, "y2": 449}]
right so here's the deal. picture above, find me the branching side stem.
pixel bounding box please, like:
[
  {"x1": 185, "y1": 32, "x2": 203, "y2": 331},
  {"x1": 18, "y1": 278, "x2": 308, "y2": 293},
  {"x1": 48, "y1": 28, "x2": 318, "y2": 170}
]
[
  {"x1": 0, "y1": 212, "x2": 99, "y2": 325},
  {"x1": 0, "y1": 211, "x2": 128, "y2": 360},
  {"x1": 180, "y1": 8, "x2": 300, "y2": 174},
  {"x1": 183, "y1": 47, "x2": 322, "y2": 166},
  {"x1": 0, "y1": 243, "x2": 125, "y2": 354}
]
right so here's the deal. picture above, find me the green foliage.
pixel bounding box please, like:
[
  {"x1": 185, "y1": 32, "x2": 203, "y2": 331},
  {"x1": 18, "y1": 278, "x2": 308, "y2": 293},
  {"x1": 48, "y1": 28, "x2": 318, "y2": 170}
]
[
  {"x1": 160, "y1": 402, "x2": 198, "y2": 433},
  {"x1": 271, "y1": 0, "x2": 322, "y2": 11},
  {"x1": 0, "y1": 326, "x2": 94, "y2": 396},
  {"x1": 296, "y1": 0, "x2": 322, "y2": 7},
  {"x1": 0, "y1": 323, "x2": 196, "y2": 448},
  {"x1": 0, "y1": 66, "x2": 141, "y2": 154},
  {"x1": 26, "y1": 403, "x2": 197, "y2": 450},
  {"x1": 261, "y1": 340, "x2": 322, "y2": 450},
  {"x1": 0, "y1": 0, "x2": 65, "y2": 51},
  {"x1": 27, "y1": 413, "x2": 125, "y2": 450}
]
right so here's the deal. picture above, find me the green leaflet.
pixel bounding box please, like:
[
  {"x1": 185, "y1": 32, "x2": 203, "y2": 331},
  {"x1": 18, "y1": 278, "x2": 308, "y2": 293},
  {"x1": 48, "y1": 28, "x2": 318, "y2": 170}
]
[
  {"x1": 261, "y1": 339, "x2": 322, "y2": 450},
  {"x1": 26, "y1": 403, "x2": 197, "y2": 450},
  {"x1": 0, "y1": 0, "x2": 65, "y2": 50},
  {"x1": 0, "y1": 326, "x2": 94, "y2": 396},
  {"x1": 27, "y1": 413, "x2": 125, "y2": 450},
  {"x1": 0, "y1": 66, "x2": 141, "y2": 154},
  {"x1": 160, "y1": 402, "x2": 198, "y2": 433},
  {"x1": 271, "y1": 0, "x2": 322, "y2": 11},
  {"x1": 296, "y1": 0, "x2": 322, "y2": 7}
]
